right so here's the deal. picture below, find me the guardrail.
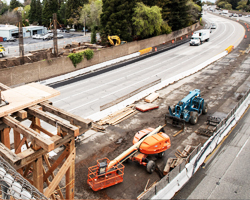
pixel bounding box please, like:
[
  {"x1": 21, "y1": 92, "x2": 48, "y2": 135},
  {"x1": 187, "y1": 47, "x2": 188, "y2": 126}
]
[{"x1": 139, "y1": 86, "x2": 250, "y2": 199}]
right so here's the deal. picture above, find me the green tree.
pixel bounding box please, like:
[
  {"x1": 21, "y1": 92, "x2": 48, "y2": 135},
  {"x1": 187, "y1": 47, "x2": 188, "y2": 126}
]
[
  {"x1": 187, "y1": 0, "x2": 201, "y2": 25},
  {"x1": 218, "y1": 1, "x2": 227, "y2": 8},
  {"x1": 58, "y1": 1, "x2": 66, "y2": 25},
  {"x1": 80, "y1": 0, "x2": 102, "y2": 29},
  {"x1": 101, "y1": 0, "x2": 138, "y2": 42},
  {"x1": 65, "y1": 0, "x2": 87, "y2": 19},
  {"x1": 36, "y1": 0, "x2": 42, "y2": 24},
  {"x1": 225, "y1": 2, "x2": 232, "y2": 9},
  {"x1": 0, "y1": 1, "x2": 9, "y2": 15},
  {"x1": 132, "y1": 2, "x2": 164, "y2": 38},
  {"x1": 22, "y1": 5, "x2": 30, "y2": 20},
  {"x1": 91, "y1": 27, "x2": 97, "y2": 43},
  {"x1": 28, "y1": 0, "x2": 36, "y2": 23},
  {"x1": 42, "y1": 0, "x2": 58, "y2": 27},
  {"x1": 10, "y1": 0, "x2": 22, "y2": 10}
]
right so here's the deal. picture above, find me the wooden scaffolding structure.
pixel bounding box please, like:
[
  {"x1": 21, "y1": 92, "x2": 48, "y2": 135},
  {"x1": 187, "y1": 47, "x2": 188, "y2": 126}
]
[{"x1": 0, "y1": 82, "x2": 92, "y2": 199}]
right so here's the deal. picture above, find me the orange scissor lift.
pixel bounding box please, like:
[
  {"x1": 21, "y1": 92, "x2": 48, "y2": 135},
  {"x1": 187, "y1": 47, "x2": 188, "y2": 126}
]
[{"x1": 87, "y1": 125, "x2": 171, "y2": 191}]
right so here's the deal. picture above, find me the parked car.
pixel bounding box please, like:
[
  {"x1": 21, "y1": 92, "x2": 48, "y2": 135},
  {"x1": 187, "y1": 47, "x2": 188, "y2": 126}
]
[
  {"x1": 57, "y1": 34, "x2": 64, "y2": 38},
  {"x1": 233, "y1": 14, "x2": 238, "y2": 17},
  {"x1": 69, "y1": 29, "x2": 76, "y2": 32},
  {"x1": 238, "y1": 14, "x2": 242, "y2": 17},
  {"x1": 211, "y1": 23, "x2": 216, "y2": 29},
  {"x1": 229, "y1": 13, "x2": 233, "y2": 17},
  {"x1": 6, "y1": 37, "x2": 17, "y2": 42},
  {"x1": 42, "y1": 34, "x2": 53, "y2": 40}
]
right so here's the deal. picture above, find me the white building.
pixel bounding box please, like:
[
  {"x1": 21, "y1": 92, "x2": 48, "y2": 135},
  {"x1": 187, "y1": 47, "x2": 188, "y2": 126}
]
[{"x1": 0, "y1": 25, "x2": 47, "y2": 39}]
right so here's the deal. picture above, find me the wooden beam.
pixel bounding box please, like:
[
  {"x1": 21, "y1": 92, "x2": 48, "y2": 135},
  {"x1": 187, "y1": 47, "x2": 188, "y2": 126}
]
[
  {"x1": 44, "y1": 148, "x2": 75, "y2": 198},
  {"x1": 2, "y1": 116, "x2": 54, "y2": 152},
  {"x1": 23, "y1": 162, "x2": 32, "y2": 177},
  {"x1": 16, "y1": 134, "x2": 73, "y2": 169},
  {"x1": 0, "y1": 83, "x2": 10, "y2": 90},
  {"x1": 66, "y1": 140, "x2": 75, "y2": 199},
  {"x1": 33, "y1": 156, "x2": 43, "y2": 193},
  {"x1": 33, "y1": 124, "x2": 54, "y2": 137},
  {"x1": 0, "y1": 142, "x2": 21, "y2": 166},
  {"x1": 30, "y1": 116, "x2": 41, "y2": 151},
  {"x1": 14, "y1": 130, "x2": 21, "y2": 153},
  {"x1": 40, "y1": 102, "x2": 92, "y2": 136},
  {"x1": 43, "y1": 149, "x2": 68, "y2": 182},
  {"x1": 44, "y1": 155, "x2": 64, "y2": 199},
  {"x1": 27, "y1": 106, "x2": 79, "y2": 136},
  {"x1": 0, "y1": 128, "x2": 10, "y2": 149},
  {"x1": 15, "y1": 136, "x2": 26, "y2": 154}
]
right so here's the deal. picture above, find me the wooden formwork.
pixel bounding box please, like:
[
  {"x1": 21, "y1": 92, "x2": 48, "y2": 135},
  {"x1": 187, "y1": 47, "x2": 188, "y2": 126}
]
[{"x1": 0, "y1": 82, "x2": 92, "y2": 199}]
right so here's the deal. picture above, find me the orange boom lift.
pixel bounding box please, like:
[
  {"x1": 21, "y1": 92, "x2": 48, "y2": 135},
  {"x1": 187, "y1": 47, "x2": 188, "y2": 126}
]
[{"x1": 87, "y1": 125, "x2": 171, "y2": 191}]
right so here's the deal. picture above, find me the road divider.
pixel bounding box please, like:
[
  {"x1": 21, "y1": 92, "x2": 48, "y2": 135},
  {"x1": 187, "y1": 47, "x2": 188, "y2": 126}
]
[{"x1": 139, "y1": 47, "x2": 152, "y2": 55}]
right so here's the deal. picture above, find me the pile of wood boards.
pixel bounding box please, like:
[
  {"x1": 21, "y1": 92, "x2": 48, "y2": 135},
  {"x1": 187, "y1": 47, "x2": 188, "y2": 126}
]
[
  {"x1": 145, "y1": 92, "x2": 159, "y2": 103},
  {"x1": 163, "y1": 145, "x2": 192, "y2": 175},
  {"x1": 135, "y1": 92, "x2": 160, "y2": 112},
  {"x1": 97, "y1": 105, "x2": 138, "y2": 125}
]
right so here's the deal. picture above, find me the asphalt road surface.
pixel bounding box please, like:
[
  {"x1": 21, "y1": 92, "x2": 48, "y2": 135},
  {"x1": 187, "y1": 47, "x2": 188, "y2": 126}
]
[
  {"x1": 174, "y1": 106, "x2": 250, "y2": 199},
  {"x1": 50, "y1": 13, "x2": 245, "y2": 119}
]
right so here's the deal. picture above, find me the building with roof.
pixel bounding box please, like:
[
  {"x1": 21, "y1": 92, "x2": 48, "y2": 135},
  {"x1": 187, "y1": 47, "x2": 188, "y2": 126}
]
[{"x1": 0, "y1": 25, "x2": 47, "y2": 39}]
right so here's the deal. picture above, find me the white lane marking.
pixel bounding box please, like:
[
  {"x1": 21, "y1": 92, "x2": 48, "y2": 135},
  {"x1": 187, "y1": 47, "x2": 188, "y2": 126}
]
[{"x1": 236, "y1": 137, "x2": 249, "y2": 157}]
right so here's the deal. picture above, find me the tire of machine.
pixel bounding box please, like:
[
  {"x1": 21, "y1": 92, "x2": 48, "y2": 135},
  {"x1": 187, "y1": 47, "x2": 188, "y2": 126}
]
[
  {"x1": 190, "y1": 111, "x2": 198, "y2": 125},
  {"x1": 202, "y1": 102, "x2": 208, "y2": 114},
  {"x1": 158, "y1": 151, "x2": 165, "y2": 158},
  {"x1": 146, "y1": 160, "x2": 156, "y2": 174}
]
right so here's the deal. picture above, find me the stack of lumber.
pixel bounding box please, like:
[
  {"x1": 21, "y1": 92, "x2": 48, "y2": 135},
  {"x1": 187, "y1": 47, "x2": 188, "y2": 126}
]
[
  {"x1": 163, "y1": 145, "x2": 192, "y2": 175},
  {"x1": 145, "y1": 92, "x2": 159, "y2": 103},
  {"x1": 135, "y1": 103, "x2": 159, "y2": 112},
  {"x1": 97, "y1": 105, "x2": 138, "y2": 125}
]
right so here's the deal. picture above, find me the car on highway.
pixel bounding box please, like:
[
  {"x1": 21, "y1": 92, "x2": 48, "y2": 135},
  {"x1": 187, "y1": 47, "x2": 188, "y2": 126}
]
[
  {"x1": 229, "y1": 13, "x2": 233, "y2": 17},
  {"x1": 6, "y1": 37, "x2": 17, "y2": 42},
  {"x1": 238, "y1": 14, "x2": 242, "y2": 17},
  {"x1": 211, "y1": 23, "x2": 216, "y2": 29},
  {"x1": 233, "y1": 14, "x2": 238, "y2": 17}
]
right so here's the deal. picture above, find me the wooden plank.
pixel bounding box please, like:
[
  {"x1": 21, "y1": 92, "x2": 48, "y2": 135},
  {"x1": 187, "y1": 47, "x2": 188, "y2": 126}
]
[
  {"x1": 145, "y1": 92, "x2": 159, "y2": 103},
  {"x1": 136, "y1": 104, "x2": 159, "y2": 112},
  {"x1": 12, "y1": 110, "x2": 28, "y2": 119},
  {"x1": 66, "y1": 140, "x2": 75, "y2": 199},
  {"x1": 40, "y1": 102, "x2": 92, "y2": 136},
  {"x1": 44, "y1": 148, "x2": 75, "y2": 198},
  {"x1": 0, "y1": 128, "x2": 10, "y2": 149},
  {"x1": 30, "y1": 117, "x2": 41, "y2": 151},
  {"x1": 16, "y1": 134, "x2": 73, "y2": 169},
  {"x1": 33, "y1": 156, "x2": 43, "y2": 193},
  {"x1": 2, "y1": 116, "x2": 54, "y2": 152},
  {"x1": 33, "y1": 124, "x2": 54, "y2": 137},
  {"x1": 27, "y1": 106, "x2": 79, "y2": 136},
  {"x1": 0, "y1": 83, "x2": 60, "y2": 118},
  {"x1": 163, "y1": 158, "x2": 174, "y2": 175},
  {"x1": 43, "y1": 150, "x2": 69, "y2": 182},
  {"x1": 15, "y1": 136, "x2": 26, "y2": 154},
  {"x1": 0, "y1": 142, "x2": 21, "y2": 165},
  {"x1": 0, "y1": 83, "x2": 10, "y2": 90},
  {"x1": 14, "y1": 130, "x2": 21, "y2": 153},
  {"x1": 44, "y1": 155, "x2": 64, "y2": 199}
]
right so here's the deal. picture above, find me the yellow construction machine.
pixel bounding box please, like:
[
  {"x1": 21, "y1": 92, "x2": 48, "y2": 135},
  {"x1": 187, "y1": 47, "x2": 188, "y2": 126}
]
[
  {"x1": 0, "y1": 45, "x2": 6, "y2": 57},
  {"x1": 108, "y1": 35, "x2": 127, "y2": 46}
]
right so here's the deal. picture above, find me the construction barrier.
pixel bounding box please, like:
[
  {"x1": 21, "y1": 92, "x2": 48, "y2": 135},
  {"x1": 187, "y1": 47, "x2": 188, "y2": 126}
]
[
  {"x1": 225, "y1": 45, "x2": 234, "y2": 53},
  {"x1": 139, "y1": 47, "x2": 153, "y2": 55}
]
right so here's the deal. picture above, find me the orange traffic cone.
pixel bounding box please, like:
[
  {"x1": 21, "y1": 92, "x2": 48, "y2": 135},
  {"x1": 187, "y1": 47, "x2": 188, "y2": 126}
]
[
  {"x1": 180, "y1": 37, "x2": 182, "y2": 40},
  {"x1": 155, "y1": 47, "x2": 157, "y2": 51},
  {"x1": 172, "y1": 40, "x2": 174, "y2": 43},
  {"x1": 245, "y1": 35, "x2": 247, "y2": 39}
]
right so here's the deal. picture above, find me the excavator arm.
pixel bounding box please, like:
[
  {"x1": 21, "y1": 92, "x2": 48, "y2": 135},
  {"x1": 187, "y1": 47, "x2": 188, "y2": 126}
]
[{"x1": 108, "y1": 35, "x2": 123, "y2": 46}]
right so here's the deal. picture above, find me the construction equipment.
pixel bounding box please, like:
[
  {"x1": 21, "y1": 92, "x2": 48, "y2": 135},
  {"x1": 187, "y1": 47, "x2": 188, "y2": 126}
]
[
  {"x1": 108, "y1": 35, "x2": 127, "y2": 46},
  {"x1": 0, "y1": 45, "x2": 6, "y2": 57},
  {"x1": 87, "y1": 125, "x2": 171, "y2": 191},
  {"x1": 165, "y1": 89, "x2": 208, "y2": 128}
]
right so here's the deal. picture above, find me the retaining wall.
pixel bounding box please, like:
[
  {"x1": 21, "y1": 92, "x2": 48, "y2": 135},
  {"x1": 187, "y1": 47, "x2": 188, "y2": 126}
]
[{"x1": 0, "y1": 23, "x2": 199, "y2": 87}]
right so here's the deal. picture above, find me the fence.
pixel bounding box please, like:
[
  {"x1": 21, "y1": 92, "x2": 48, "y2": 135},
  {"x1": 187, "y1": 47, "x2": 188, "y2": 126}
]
[{"x1": 0, "y1": 156, "x2": 47, "y2": 200}]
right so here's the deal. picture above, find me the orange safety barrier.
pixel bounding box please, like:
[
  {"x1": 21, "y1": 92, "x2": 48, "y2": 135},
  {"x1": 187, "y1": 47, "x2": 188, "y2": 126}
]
[
  {"x1": 87, "y1": 158, "x2": 125, "y2": 191},
  {"x1": 155, "y1": 47, "x2": 157, "y2": 51},
  {"x1": 248, "y1": 29, "x2": 250, "y2": 32},
  {"x1": 139, "y1": 47, "x2": 152, "y2": 55},
  {"x1": 186, "y1": 35, "x2": 188, "y2": 38},
  {"x1": 245, "y1": 35, "x2": 247, "y2": 39},
  {"x1": 180, "y1": 37, "x2": 182, "y2": 40},
  {"x1": 172, "y1": 40, "x2": 174, "y2": 43}
]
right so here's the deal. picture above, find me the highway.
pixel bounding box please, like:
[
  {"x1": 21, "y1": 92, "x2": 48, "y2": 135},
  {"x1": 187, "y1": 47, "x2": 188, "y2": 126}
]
[
  {"x1": 49, "y1": 13, "x2": 245, "y2": 119},
  {"x1": 174, "y1": 106, "x2": 250, "y2": 199}
]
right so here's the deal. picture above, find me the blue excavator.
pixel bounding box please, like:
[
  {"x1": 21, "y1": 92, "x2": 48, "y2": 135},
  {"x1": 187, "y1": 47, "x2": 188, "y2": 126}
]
[{"x1": 165, "y1": 89, "x2": 208, "y2": 128}]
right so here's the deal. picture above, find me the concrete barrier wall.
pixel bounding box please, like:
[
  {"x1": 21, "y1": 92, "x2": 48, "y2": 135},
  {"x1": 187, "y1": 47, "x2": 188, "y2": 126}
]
[{"x1": 0, "y1": 23, "x2": 199, "y2": 87}]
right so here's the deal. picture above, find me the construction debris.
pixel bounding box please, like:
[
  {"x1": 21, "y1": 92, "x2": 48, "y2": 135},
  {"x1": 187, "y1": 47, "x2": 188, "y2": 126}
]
[
  {"x1": 163, "y1": 145, "x2": 192, "y2": 175},
  {"x1": 136, "y1": 103, "x2": 159, "y2": 112},
  {"x1": 145, "y1": 92, "x2": 159, "y2": 103},
  {"x1": 196, "y1": 115, "x2": 220, "y2": 137},
  {"x1": 97, "y1": 105, "x2": 138, "y2": 125}
]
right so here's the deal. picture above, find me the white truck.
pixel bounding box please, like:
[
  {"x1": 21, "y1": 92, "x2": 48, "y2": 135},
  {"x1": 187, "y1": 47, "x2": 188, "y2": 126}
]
[
  {"x1": 222, "y1": 10, "x2": 228, "y2": 14},
  {"x1": 189, "y1": 29, "x2": 210, "y2": 46}
]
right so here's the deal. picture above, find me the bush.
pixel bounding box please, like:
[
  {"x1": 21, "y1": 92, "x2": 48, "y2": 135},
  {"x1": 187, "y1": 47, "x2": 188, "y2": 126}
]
[
  {"x1": 83, "y1": 49, "x2": 94, "y2": 60},
  {"x1": 91, "y1": 28, "x2": 97, "y2": 44},
  {"x1": 68, "y1": 52, "x2": 84, "y2": 67}
]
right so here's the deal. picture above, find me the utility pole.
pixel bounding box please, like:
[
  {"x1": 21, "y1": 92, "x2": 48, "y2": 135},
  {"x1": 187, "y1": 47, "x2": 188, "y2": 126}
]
[
  {"x1": 53, "y1": 13, "x2": 58, "y2": 57},
  {"x1": 17, "y1": 12, "x2": 24, "y2": 65}
]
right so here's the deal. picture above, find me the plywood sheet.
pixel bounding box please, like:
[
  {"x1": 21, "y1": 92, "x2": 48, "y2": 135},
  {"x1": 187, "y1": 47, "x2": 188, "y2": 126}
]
[
  {"x1": 136, "y1": 104, "x2": 159, "y2": 112},
  {"x1": 0, "y1": 83, "x2": 60, "y2": 117}
]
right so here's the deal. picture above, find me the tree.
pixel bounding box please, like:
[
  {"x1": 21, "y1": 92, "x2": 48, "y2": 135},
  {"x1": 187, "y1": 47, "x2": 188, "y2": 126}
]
[
  {"x1": 132, "y1": 2, "x2": 167, "y2": 38},
  {"x1": 91, "y1": 27, "x2": 97, "y2": 43},
  {"x1": 158, "y1": 0, "x2": 190, "y2": 31},
  {"x1": 36, "y1": 0, "x2": 42, "y2": 24},
  {"x1": 42, "y1": 0, "x2": 58, "y2": 27},
  {"x1": 187, "y1": 0, "x2": 201, "y2": 25},
  {"x1": 225, "y1": 3, "x2": 232, "y2": 9},
  {"x1": 0, "y1": 1, "x2": 9, "y2": 15},
  {"x1": 24, "y1": 0, "x2": 31, "y2": 6},
  {"x1": 22, "y1": 5, "x2": 30, "y2": 20},
  {"x1": 10, "y1": 0, "x2": 22, "y2": 10},
  {"x1": 58, "y1": 1, "x2": 66, "y2": 25},
  {"x1": 28, "y1": 0, "x2": 36, "y2": 23},
  {"x1": 101, "y1": 0, "x2": 138, "y2": 42},
  {"x1": 65, "y1": 0, "x2": 87, "y2": 19},
  {"x1": 218, "y1": 1, "x2": 227, "y2": 8},
  {"x1": 80, "y1": 0, "x2": 102, "y2": 30}
]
